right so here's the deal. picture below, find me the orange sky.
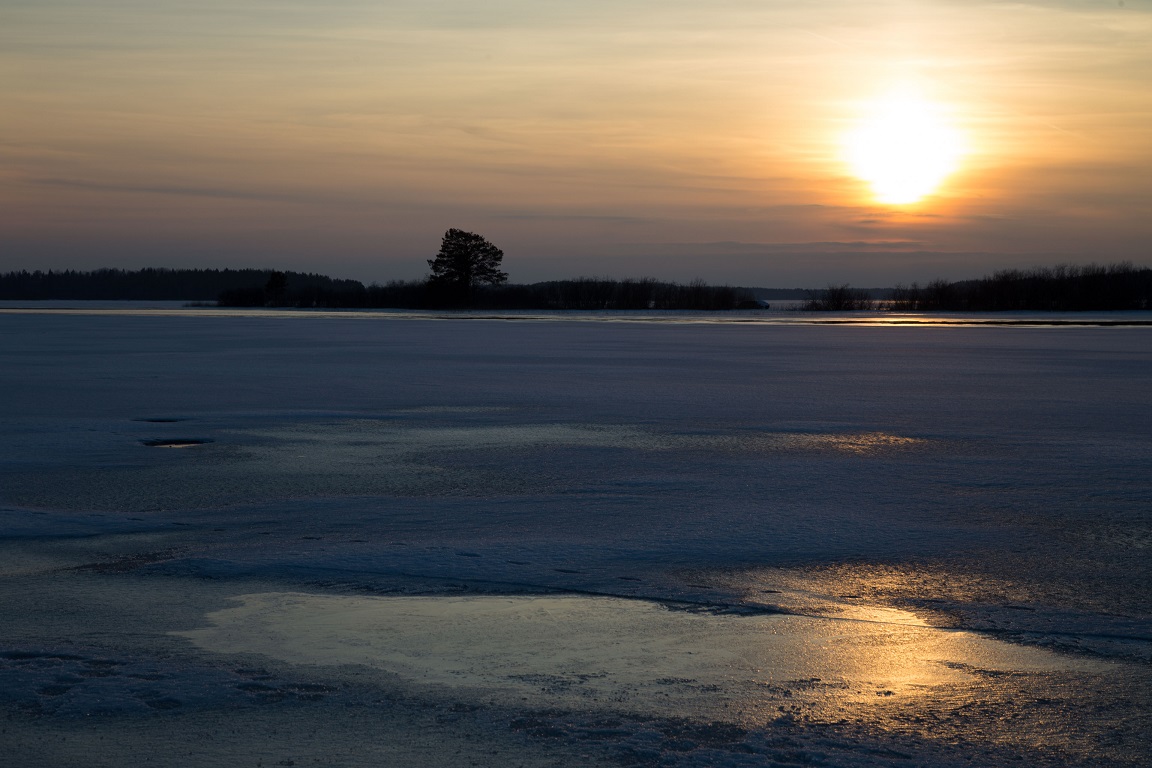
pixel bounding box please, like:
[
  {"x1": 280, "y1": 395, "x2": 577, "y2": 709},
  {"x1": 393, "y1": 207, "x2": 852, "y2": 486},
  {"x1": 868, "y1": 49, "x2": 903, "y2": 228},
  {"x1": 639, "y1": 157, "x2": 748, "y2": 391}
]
[{"x1": 2, "y1": 0, "x2": 1150, "y2": 284}]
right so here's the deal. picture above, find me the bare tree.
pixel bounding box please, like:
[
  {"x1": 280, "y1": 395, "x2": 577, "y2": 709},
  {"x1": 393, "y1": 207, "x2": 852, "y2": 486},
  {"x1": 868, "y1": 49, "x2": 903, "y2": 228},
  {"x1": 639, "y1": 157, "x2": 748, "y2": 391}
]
[{"x1": 802, "y1": 284, "x2": 874, "y2": 311}]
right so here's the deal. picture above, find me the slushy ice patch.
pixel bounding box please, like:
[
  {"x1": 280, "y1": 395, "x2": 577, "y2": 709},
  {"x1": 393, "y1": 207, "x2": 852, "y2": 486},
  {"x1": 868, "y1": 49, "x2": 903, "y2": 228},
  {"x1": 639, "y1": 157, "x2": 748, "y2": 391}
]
[{"x1": 176, "y1": 593, "x2": 1098, "y2": 716}]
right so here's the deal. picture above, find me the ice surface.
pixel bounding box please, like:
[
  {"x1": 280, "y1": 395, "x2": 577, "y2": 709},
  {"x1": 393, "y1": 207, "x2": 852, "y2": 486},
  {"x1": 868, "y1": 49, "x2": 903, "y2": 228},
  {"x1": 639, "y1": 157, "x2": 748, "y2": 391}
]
[{"x1": 1, "y1": 307, "x2": 1150, "y2": 766}]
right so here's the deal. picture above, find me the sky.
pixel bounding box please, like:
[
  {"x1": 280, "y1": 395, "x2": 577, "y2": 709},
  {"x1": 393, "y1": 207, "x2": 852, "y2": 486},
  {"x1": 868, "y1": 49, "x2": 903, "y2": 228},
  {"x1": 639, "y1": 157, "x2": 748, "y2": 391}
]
[{"x1": 2, "y1": 0, "x2": 1150, "y2": 286}]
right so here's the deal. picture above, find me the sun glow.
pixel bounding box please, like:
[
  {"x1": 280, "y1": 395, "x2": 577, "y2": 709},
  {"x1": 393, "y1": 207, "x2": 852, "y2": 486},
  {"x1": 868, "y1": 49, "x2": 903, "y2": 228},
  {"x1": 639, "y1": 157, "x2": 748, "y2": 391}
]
[{"x1": 845, "y1": 90, "x2": 964, "y2": 205}]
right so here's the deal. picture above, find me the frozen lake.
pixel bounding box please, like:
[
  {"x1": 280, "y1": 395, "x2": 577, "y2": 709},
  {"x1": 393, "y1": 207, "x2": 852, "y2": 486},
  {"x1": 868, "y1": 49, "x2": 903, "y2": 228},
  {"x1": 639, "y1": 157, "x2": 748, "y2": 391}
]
[{"x1": 1, "y1": 307, "x2": 1150, "y2": 766}]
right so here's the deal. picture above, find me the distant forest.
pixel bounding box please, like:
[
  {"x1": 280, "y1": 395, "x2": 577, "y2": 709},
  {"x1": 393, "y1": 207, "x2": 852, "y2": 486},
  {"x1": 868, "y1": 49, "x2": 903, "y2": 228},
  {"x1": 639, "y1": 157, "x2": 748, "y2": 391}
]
[
  {"x1": 3, "y1": 263, "x2": 1150, "y2": 311},
  {"x1": 0, "y1": 268, "x2": 760, "y2": 310},
  {"x1": 0, "y1": 268, "x2": 361, "y2": 301},
  {"x1": 222, "y1": 276, "x2": 759, "y2": 311},
  {"x1": 885, "y1": 263, "x2": 1151, "y2": 311}
]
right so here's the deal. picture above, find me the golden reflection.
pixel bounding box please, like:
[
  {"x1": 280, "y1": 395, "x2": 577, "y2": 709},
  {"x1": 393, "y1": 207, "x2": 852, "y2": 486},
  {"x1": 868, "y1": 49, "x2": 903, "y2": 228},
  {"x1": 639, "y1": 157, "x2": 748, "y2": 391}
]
[
  {"x1": 785, "y1": 432, "x2": 926, "y2": 455},
  {"x1": 176, "y1": 593, "x2": 1093, "y2": 718},
  {"x1": 844, "y1": 88, "x2": 965, "y2": 205}
]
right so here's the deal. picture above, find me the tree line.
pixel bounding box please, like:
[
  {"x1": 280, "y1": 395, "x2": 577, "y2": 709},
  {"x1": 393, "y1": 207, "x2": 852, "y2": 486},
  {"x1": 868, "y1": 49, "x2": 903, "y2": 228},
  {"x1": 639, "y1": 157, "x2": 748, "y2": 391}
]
[
  {"x1": 219, "y1": 229, "x2": 757, "y2": 310},
  {"x1": 802, "y1": 263, "x2": 1152, "y2": 312},
  {"x1": 220, "y1": 276, "x2": 756, "y2": 311},
  {"x1": 886, "y1": 263, "x2": 1152, "y2": 311},
  {"x1": 5, "y1": 236, "x2": 1149, "y2": 312},
  {"x1": 0, "y1": 269, "x2": 756, "y2": 311},
  {"x1": 0, "y1": 268, "x2": 361, "y2": 301},
  {"x1": 0, "y1": 265, "x2": 755, "y2": 310}
]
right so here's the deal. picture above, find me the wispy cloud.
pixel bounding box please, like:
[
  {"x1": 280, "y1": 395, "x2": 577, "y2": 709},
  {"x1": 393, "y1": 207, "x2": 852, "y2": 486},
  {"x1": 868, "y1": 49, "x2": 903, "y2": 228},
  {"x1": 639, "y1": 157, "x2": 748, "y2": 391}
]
[
  {"x1": 490, "y1": 213, "x2": 648, "y2": 223},
  {"x1": 27, "y1": 177, "x2": 323, "y2": 204},
  {"x1": 647, "y1": 240, "x2": 931, "y2": 254}
]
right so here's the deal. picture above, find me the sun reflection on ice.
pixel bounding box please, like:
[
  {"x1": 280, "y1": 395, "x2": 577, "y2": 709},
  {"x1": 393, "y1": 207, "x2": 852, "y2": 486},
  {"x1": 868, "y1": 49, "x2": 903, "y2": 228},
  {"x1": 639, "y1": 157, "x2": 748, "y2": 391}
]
[
  {"x1": 176, "y1": 593, "x2": 1097, "y2": 717},
  {"x1": 783, "y1": 432, "x2": 926, "y2": 455}
]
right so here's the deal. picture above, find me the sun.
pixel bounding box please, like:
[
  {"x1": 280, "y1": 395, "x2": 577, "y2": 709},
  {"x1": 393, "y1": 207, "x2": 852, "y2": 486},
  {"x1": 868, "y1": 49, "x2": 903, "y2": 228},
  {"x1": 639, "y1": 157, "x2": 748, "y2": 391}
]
[{"x1": 844, "y1": 90, "x2": 964, "y2": 205}]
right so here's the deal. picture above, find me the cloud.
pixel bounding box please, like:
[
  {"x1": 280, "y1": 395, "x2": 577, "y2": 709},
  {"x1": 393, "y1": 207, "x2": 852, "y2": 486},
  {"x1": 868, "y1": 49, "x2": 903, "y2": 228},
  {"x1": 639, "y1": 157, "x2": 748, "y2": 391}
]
[
  {"x1": 644, "y1": 240, "x2": 931, "y2": 254},
  {"x1": 489, "y1": 213, "x2": 648, "y2": 223},
  {"x1": 25, "y1": 177, "x2": 312, "y2": 203}
]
